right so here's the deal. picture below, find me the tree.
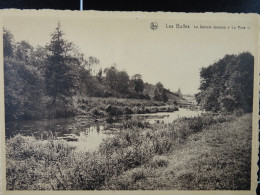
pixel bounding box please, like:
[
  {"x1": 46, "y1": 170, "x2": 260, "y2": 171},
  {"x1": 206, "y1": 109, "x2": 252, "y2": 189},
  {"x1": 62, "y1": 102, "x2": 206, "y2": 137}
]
[
  {"x1": 88, "y1": 56, "x2": 100, "y2": 75},
  {"x1": 162, "y1": 89, "x2": 168, "y2": 102},
  {"x1": 196, "y1": 52, "x2": 254, "y2": 113},
  {"x1": 4, "y1": 34, "x2": 45, "y2": 120},
  {"x1": 30, "y1": 46, "x2": 48, "y2": 72},
  {"x1": 117, "y1": 71, "x2": 129, "y2": 94},
  {"x1": 97, "y1": 68, "x2": 102, "y2": 77},
  {"x1": 131, "y1": 74, "x2": 144, "y2": 93},
  {"x1": 153, "y1": 87, "x2": 161, "y2": 101},
  {"x1": 104, "y1": 66, "x2": 130, "y2": 94},
  {"x1": 15, "y1": 41, "x2": 33, "y2": 63},
  {"x1": 104, "y1": 66, "x2": 118, "y2": 90},
  {"x1": 45, "y1": 23, "x2": 80, "y2": 117},
  {"x1": 153, "y1": 82, "x2": 168, "y2": 102},
  {"x1": 3, "y1": 28, "x2": 14, "y2": 58},
  {"x1": 177, "y1": 88, "x2": 182, "y2": 97}
]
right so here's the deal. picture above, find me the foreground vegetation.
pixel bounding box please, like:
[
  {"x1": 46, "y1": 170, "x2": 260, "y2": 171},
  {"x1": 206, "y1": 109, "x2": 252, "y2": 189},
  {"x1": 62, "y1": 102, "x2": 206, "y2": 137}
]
[{"x1": 6, "y1": 111, "x2": 251, "y2": 190}]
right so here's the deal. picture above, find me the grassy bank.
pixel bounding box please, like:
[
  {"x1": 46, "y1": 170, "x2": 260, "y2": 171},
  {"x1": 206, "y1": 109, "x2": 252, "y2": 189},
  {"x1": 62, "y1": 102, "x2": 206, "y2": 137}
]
[
  {"x1": 103, "y1": 113, "x2": 252, "y2": 190},
  {"x1": 6, "y1": 112, "x2": 251, "y2": 190},
  {"x1": 75, "y1": 97, "x2": 179, "y2": 120}
]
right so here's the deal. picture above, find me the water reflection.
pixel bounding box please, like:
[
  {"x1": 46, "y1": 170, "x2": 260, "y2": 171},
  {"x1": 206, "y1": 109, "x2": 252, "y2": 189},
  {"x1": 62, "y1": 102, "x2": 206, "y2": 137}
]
[
  {"x1": 5, "y1": 118, "x2": 111, "y2": 152},
  {"x1": 5, "y1": 108, "x2": 202, "y2": 152},
  {"x1": 66, "y1": 125, "x2": 109, "y2": 152}
]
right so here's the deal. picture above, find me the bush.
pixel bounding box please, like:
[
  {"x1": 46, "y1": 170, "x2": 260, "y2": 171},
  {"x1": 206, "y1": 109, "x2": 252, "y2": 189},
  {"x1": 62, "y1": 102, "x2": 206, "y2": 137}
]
[
  {"x1": 122, "y1": 118, "x2": 149, "y2": 129},
  {"x1": 106, "y1": 116, "x2": 117, "y2": 124},
  {"x1": 132, "y1": 106, "x2": 145, "y2": 114},
  {"x1": 89, "y1": 108, "x2": 105, "y2": 118},
  {"x1": 233, "y1": 109, "x2": 244, "y2": 117},
  {"x1": 215, "y1": 114, "x2": 234, "y2": 123},
  {"x1": 106, "y1": 105, "x2": 124, "y2": 116},
  {"x1": 123, "y1": 106, "x2": 133, "y2": 115},
  {"x1": 131, "y1": 168, "x2": 146, "y2": 182},
  {"x1": 152, "y1": 131, "x2": 173, "y2": 155},
  {"x1": 188, "y1": 117, "x2": 204, "y2": 133},
  {"x1": 151, "y1": 155, "x2": 169, "y2": 168}
]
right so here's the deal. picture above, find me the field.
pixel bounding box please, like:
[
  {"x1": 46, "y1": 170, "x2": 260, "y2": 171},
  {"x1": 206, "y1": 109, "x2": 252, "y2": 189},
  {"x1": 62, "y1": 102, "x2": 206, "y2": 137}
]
[{"x1": 6, "y1": 112, "x2": 252, "y2": 190}]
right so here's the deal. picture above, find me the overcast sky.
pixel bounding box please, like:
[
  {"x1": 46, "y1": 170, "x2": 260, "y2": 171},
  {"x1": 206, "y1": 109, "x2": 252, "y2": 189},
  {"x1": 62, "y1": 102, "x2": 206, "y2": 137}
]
[{"x1": 3, "y1": 13, "x2": 257, "y2": 95}]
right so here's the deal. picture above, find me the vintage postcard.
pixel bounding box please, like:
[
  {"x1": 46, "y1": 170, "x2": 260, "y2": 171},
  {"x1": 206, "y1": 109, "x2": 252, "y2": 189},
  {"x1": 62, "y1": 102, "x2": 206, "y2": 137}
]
[{"x1": 0, "y1": 10, "x2": 258, "y2": 195}]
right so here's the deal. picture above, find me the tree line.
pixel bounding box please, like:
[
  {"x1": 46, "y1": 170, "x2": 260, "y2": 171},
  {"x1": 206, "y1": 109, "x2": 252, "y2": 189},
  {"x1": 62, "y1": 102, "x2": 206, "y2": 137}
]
[
  {"x1": 4, "y1": 23, "x2": 170, "y2": 121},
  {"x1": 195, "y1": 52, "x2": 254, "y2": 113}
]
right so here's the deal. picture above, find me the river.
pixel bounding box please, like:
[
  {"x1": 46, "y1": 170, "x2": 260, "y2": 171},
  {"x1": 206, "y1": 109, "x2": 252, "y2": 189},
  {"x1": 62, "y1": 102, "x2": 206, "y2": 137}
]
[
  {"x1": 134, "y1": 108, "x2": 203, "y2": 124},
  {"x1": 5, "y1": 108, "x2": 203, "y2": 152}
]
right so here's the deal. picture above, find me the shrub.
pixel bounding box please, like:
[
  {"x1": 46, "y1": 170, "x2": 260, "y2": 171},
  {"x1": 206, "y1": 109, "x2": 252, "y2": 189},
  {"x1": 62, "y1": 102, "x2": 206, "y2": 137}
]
[
  {"x1": 132, "y1": 106, "x2": 143, "y2": 114},
  {"x1": 89, "y1": 108, "x2": 105, "y2": 118},
  {"x1": 152, "y1": 131, "x2": 173, "y2": 155},
  {"x1": 122, "y1": 118, "x2": 149, "y2": 129},
  {"x1": 233, "y1": 109, "x2": 244, "y2": 117},
  {"x1": 105, "y1": 105, "x2": 124, "y2": 116},
  {"x1": 131, "y1": 168, "x2": 146, "y2": 182},
  {"x1": 151, "y1": 155, "x2": 169, "y2": 168},
  {"x1": 106, "y1": 115, "x2": 117, "y2": 124},
  {"x1": 123, "y1": 106, "x2": 133, "y2": 115},
  {"x1": 188, "y1": 117, "x2": 204, "y2": 133},
  {"x1": 145, "y1": 108, "x2": 151, "y2": 113}
]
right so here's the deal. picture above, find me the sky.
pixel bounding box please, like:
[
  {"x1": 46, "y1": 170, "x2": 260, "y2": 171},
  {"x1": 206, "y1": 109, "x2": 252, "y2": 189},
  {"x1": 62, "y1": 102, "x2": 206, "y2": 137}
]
[{"x1": 3, "y1": 13, "x2": 257, "y2": 95}]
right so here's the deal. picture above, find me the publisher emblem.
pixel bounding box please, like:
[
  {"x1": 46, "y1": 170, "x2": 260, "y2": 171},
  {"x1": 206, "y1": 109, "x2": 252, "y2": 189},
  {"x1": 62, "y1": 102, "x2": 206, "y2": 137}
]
[{"x1": 150, "y1": 22, "x2": 158, "y2": 30}]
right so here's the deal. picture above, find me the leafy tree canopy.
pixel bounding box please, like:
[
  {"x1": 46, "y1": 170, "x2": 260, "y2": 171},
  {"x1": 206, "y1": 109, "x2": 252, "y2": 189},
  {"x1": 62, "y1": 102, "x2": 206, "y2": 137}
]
[{"x1": 196, "y1": 52, "x2": 254, "y2": 113}]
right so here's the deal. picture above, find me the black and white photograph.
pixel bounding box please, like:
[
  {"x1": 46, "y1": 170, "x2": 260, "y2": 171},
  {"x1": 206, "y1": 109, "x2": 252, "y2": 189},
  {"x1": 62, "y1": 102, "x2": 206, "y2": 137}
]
[{"x1": 0, "y1": 10, "x2": 258, "y2": 193}]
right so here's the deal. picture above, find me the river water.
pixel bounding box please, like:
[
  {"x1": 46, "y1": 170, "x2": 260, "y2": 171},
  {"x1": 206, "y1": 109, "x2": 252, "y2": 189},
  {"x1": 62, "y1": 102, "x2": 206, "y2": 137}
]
[
  {"x1": 135, "y1": 108, "x2": 203, "y2": 124},
  {"x1": 5, "y1": 108, "x2": 203, "y2": 151}
]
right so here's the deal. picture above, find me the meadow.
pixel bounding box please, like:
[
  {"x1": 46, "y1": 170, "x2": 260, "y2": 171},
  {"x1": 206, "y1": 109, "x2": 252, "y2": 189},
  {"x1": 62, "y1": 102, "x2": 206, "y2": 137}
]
[{"x1": 6, "y1": 111, "x2": 251, "y2": 190}]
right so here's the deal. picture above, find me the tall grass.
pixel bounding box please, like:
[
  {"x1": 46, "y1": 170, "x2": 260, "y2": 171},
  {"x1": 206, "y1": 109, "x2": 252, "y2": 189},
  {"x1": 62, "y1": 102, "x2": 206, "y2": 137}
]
[{"x1": 6, "y1": 112, "x2": 248, "y2": 190}]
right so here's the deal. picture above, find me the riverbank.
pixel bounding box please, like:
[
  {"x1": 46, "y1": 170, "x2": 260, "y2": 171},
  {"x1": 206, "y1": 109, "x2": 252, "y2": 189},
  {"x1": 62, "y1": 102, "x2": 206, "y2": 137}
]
[
  {"x1": 6, "y1": 112, "x2": 251, "y2": 190},
  {"x1": 103, "y1": 113, "x2": 252, "y2": 190},
  {"x1": 75, "y1": 97, "x2": 179, "y2": 121},
  {"x1": 5, "y1": 97, "x2": 180, "y2": 124}
]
